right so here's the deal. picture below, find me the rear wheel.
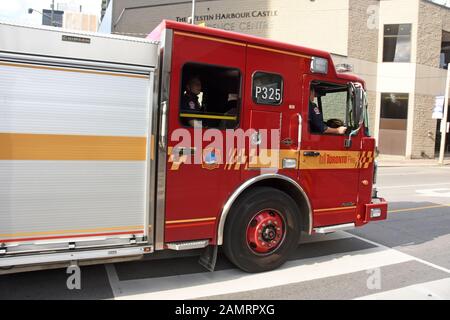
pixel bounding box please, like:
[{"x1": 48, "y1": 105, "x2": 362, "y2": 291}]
[{"x1": 223, "y1": 187, "x2": 301, "y2": 273}]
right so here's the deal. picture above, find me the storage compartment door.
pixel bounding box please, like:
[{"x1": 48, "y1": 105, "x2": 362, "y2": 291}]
[{"x1": 0, "y1": 59, "x2": 153, "y2": 253}]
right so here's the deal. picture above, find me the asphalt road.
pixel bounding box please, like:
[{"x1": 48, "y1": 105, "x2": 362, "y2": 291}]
[{"x1": 1, "y1": 165, "x2": 450, "y2": 300}]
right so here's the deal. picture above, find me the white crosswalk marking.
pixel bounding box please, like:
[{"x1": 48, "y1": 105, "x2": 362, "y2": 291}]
[
  {"x1": 378, "y1": 182, "x2": 450, "y2": 189},
  {"x1": 346, "y1": 232, "x2": 450, "y2": 275},
  {"x1": 356, "y1": 278, "x2": 450, "y2": 300},
  {"x1": 416, "y1": 188, "x2": 450, "y2": 198},
  {"x1": 106, "y1": 231, "x2": 445, "y2": 300},
  {"x1": 111, "y1": 247, "x2": 411, "y2": 300}
]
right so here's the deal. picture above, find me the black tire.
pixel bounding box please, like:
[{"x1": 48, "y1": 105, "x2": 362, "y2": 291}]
[{"x1": 223, "y1": 187, "x2": 301, "y2": 273}]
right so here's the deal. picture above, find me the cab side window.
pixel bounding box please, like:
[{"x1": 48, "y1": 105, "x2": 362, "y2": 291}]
[
  {"x1": 179, "y1": 63, "x2": 241, "y2": 129},
  {"x1": 309, "y1": 82, "x2": 351, "y2": 134},
  {"x1": 321, "y1": 90, "x2": 347, "y2": 127}
]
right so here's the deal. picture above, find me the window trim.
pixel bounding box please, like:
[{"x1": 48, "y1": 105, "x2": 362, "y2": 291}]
[
  {"x1": 178, "y1": 61, "x2": 243, "y2": 130},
  {"x1": 251, "y1": 70, "x2": 284, "y2": 106}
]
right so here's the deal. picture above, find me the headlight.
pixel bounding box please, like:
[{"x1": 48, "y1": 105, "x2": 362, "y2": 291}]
[{"x1": 370, "y1": 208, "x2": 382, "y2": 218}]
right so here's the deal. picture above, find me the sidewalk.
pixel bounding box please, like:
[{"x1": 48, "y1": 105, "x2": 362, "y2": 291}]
[{"x1": 377, "y1": 155, "x2": 450, "y2": 167}]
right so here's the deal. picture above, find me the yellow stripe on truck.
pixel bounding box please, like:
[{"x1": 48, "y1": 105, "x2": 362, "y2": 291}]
[
  {"x1": 180, "y1": 113, "x2": 238, "y2": 121},
  {"x1": 299, "y1": 151, "x2": 363, "y2": 170},
  {"x1": 166, "y1": 148, "x2": 375, "y2": 170},
  {"x1": 0, "y1": 133, "x2": 147, "y2": 161}
]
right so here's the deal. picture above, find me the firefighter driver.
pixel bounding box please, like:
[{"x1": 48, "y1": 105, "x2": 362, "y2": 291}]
[
  {"x1": 181, "y1": 76, "x2": 203, "y2": 127},
  {"x1": 309, "y1": 87, "x2": 347, "y2": 135}
]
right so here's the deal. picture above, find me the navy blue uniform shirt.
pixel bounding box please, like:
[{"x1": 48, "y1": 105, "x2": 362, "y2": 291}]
[
  {"x1": 181, "y1": 92, "x2": 202, "y2": 111},
  {"x1": 309, "y1": 101, "x2": 328, "y2": 134}
]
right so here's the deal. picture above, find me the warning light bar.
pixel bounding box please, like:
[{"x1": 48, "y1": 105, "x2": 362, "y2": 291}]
[{"x1": 336, "y1": 63, "x2": 354, "y2": 73}]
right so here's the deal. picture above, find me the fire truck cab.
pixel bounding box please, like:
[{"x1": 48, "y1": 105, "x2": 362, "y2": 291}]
[{"x1": 0, "y1": 20, "x2": 387, "y2": 274}]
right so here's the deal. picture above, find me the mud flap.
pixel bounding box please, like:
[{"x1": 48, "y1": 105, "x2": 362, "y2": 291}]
[{"x1": 198, "y1": 245, "x2": 218, "y2": 272}]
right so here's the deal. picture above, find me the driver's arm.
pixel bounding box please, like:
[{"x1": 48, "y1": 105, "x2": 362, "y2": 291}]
[{"x1": 324, "y1": 127, "x2": 347, "y2": 135}]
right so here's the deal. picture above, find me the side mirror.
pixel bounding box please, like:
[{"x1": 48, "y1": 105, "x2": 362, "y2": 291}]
[
  {"x1": 345, "y1": 83, "x2": 365, "y2": 148},
  {"x1": 352, "y1": 86, "x2": 364, "y2": 126}
]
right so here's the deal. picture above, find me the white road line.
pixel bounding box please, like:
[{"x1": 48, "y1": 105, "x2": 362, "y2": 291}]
[
  {"x1": 105, "y1": 263, "x2": 121, "y2": 300},
  {"x1": 416, "y1": 188, "x2": 450, "y2": 198},
  {"x1": 379, "y1": 171, "x2": 450, "y2": 176},
  {"x1": 378, "y1": 173, "x2": 434, "y2": 176},
  {"x1": 104, "y1": 231, "x2": 353, "y2": 300},
  {"x1": 378, "y1": 170, "x2": 450, "y2": 176},
  {"x1": 356, "y1": 278, "x2": 450, "y2": 300},
  {"x1": 106, "y1": 231, "x2": 449, "y2": 300},
  {"x1": 112, "y1": 244, "x2": 412, "y2": 300},
  {"x1": 344, "y1": 232, "x2": 450, "y2": 275},
  {"x1": 378, "y1": 182, "x2": 450, "y2": 189}
]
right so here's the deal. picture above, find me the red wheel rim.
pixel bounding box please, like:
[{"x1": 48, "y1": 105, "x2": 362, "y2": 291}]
[{"x1": 246, "y1": 209, "x2": 285, "y2": 254}]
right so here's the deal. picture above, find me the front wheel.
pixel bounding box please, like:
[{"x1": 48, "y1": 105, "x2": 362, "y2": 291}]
[{"x1": 223, "y1": 187, "x2": 301, "y2": 273}]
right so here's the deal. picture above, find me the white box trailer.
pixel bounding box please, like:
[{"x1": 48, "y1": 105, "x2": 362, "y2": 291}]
[{"x1": 0, "y1": 22, "x2": 159, "y2": 273}]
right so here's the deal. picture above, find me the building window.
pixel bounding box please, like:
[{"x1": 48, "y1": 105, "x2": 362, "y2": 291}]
[
  {"x1": 252, "y1": 72, "x2": 283, "y2": 106},
  {"x1": 380, "y1": 93, "x2": 409, "y2": 121},
  {"x1": 179, "y1": 63, "x2": 241, "y2": 129},
  {"x1": 440, "y1": 30, "x2": 450, "y2": 69},
  {"x1": 378, "y1": 93, "x2": 409, "y2": 156},
  {"x1": 383, "y1": 24, "x2": 412, "y2": 63}
]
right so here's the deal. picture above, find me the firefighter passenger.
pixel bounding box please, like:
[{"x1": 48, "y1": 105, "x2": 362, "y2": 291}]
[{"x1": 181, "y1": 76, "x2": 204, "y2": 127}]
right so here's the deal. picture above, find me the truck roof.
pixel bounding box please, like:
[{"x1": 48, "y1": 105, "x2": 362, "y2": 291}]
[
  {"x1": 0, "y1": 21, "x2": 159, "y2": 68},
  {"x1": 0, "y1": 20, "x2": 159, "y2": 44},
  {"x1": 154, "y1": 20, "x2": 364, "y2": 85}
]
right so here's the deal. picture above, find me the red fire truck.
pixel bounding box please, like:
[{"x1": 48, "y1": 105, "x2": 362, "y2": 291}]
[{"x1": 0, "y1": 20, "x2": 387, "y2": 274}]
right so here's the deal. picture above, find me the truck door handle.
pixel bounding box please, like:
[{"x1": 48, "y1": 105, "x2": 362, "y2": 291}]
[
  {"x1": 303, "y1": 151, "x2": 321, "y2": 157},
  {"x1": 297, "y1": 113, "x2": 302, "y2": 152},
  {"x1": 159, "y1": 101, "x2": 168, "y2": 150}
]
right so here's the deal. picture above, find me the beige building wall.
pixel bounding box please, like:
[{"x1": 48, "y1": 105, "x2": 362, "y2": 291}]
[
  {"x1": 375, "y1": 0, "x2": 420, "y2": 158},
  {"x1": 340, "y1": 0, "x2": 380, "y2": 135},
  {"x1": 63, "y1": 12, "x2": 98, "y2": 32},
  {"x1": 412, "y1": 0, "x2": 450, "y2": 158},
  {"x1": 264, "y1": 0, "x2": 349, "y2": 56},
  {"x1": 330, "y1": 0, "x2": 447, "y2": 159},
  {"x1": 111, "y1": 0, "x2": 349, "y2": 55},
  {"x1": 348, "y1": 0, "x2": 379, "y2": 63},
  {"x1": 412, "y1": 94, "x2": 437, "y2": 158}
]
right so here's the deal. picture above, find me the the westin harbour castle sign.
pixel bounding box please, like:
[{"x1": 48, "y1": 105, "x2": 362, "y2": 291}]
[{"x1": 176, "y1": 10, "x2": 279, "y2": 32}]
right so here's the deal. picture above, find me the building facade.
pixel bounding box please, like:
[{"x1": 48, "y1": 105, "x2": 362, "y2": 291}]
[
  {"x1": 100, "y1": 0, "x2": 450, "y2": 158},
  {"x1": 57, "y1": 2, "x2": 98, "y2": 31},
  {"x1": 62, "y1": 11, "x2": 98, "y2": 31}
]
